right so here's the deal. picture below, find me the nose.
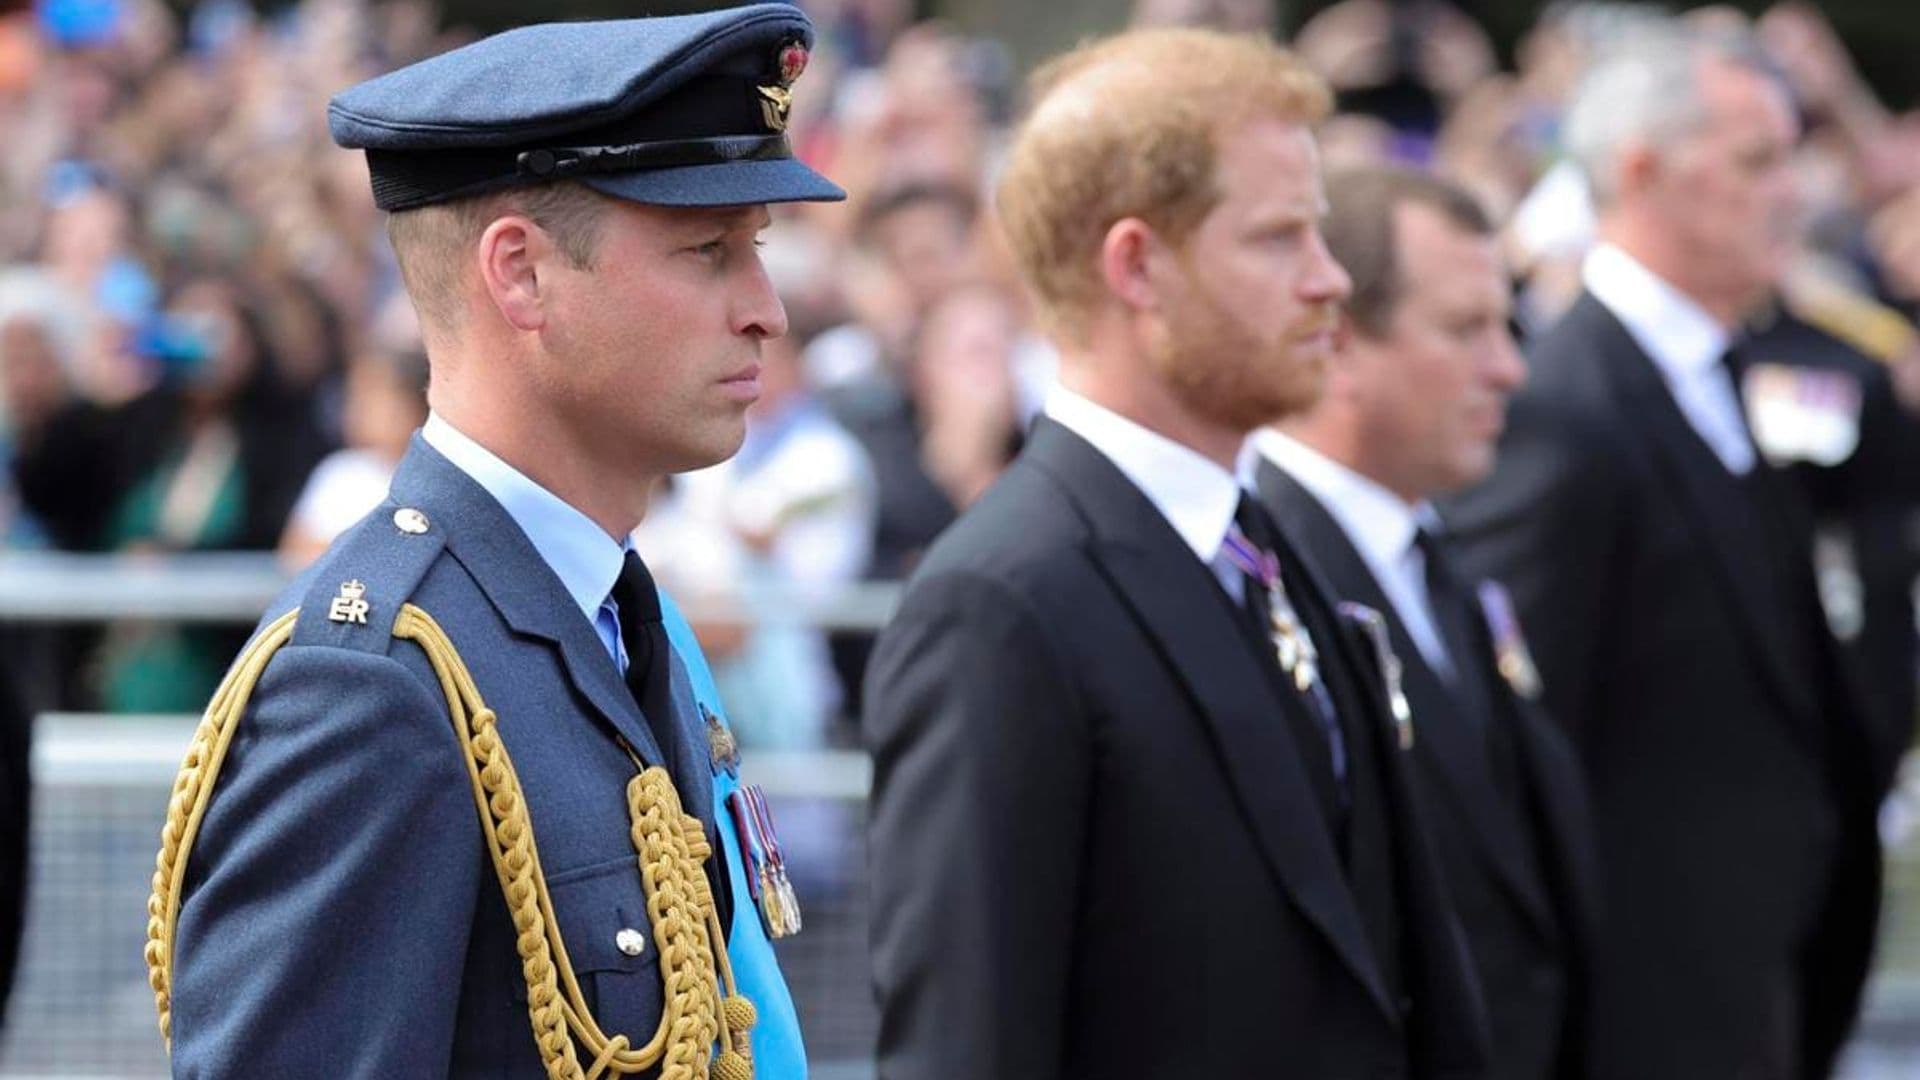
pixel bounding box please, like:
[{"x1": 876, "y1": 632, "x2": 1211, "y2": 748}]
[
  {"x1": 1302, "y1": 229, "x2": 1352, "y2": 306},
  {"x1": 1485, "y1": 322, "x2": 1527, "y2": 392},
  {"x1": 733, "y1": 254, "x2": 789, "y2": 340}
]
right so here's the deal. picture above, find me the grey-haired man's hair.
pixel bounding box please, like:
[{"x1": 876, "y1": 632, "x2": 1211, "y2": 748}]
[{"x1": 1562, "y1": 18, "x2": 1789, "y2": 207}]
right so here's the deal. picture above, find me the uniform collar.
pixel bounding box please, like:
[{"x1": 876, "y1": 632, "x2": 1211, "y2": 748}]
[
  {"x1": 1044, "y1": 385, "x2": 1246, "y2": 565},
  {"x1": 421, "y1": 412, "x2": 627, "y2": 625},
  {"x1": 1253, "y1": 429, "x2": 1430, "y2": 568},
  {"x1": 1583, "y1": 243, "x2": 1731, "y2": 385}
]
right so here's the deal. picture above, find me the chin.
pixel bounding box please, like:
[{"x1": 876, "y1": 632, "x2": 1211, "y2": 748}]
[
  {"x1": 671, "y1": 427, "x2": 750, "y2": 474},
  {"x1": 1441, "y1": 454, "x2": 1497, "y2": 495}
]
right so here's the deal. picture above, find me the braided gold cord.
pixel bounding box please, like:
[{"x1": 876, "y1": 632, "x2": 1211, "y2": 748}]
[
  {"x1": 144, "y1": 605, "x2": 757, "y2": 1080},
  {"x1": 145, "y1": 609, "x2": 298, "y2": 1046}
]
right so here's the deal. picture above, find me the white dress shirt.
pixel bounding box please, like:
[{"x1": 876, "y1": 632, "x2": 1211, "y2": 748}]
[
  {"x1": 1045, "y1": 386, "x2": 1249, "y2": 599},
  {"x1": 1583, "y1": 243, "x2": 1755, "y2": 474},
  {"x1": 1254, "y1": 430, "x2": 1455, "y2": 676}
]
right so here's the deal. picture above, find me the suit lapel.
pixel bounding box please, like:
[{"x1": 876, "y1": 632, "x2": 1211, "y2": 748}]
[
  {"x1": 1579, "y1": 296, "x2": 1822, "y2": 725},
  {"x1": 388, "y1": 438, "x2": 670, "y2": 767},
  {"x1": 1022, "y1": 422, "x2": 1398, "y2": 1025},
  {"x1": 1505, "y1": 693, "x2": 1601, "y2": 969},
  {"x1": 1258, "y1": 462, "x2": 1557, "y2": 937}
]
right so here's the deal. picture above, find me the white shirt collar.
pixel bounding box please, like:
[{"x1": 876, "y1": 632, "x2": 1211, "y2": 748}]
[
  {"x1": 422, "y1": 412, "x2": 628, "y2": 625},
  {"x1": 1583, "y1": 243, "x2": 1731, "y2": 382},
  {"x1": 1252, "y1": 429, "x2": 1429, "y2": 568},
  {"x1": 1044, "y1": 385, "x2": 1246, "y2": 564},
  {"x1": 1252, "y1": 429, "x2": 1456, "y2": 672}
]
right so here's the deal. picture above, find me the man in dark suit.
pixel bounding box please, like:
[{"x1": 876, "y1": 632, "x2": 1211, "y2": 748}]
[
  {"x1": 1444, "y1": 23, "x2": 1881, "y2": 1080},
  {"x1": 1252, "y1": 166, "x2": 1601, "y2": 1080},
  {"x1": 159, "y1": 8, "x2": 838, "y2": 1075},
  {"x1": 865, "y1": 29, "x2": 1488, "y2": 1080}
]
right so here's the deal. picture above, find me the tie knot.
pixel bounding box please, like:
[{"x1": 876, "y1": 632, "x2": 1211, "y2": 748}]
[
  {"x1": 1233, "y1": 493, "x2": 1280, "y2": 552},
  {"x1": 1412, "y1": 524, "x2": 1443, "y2": 560},
  {"x1": 614, "y1": 549, "x2": 663, "y2": 627},
  {"x1": 1720, "y1": 343, "x2": 1750, "y2": 386}
]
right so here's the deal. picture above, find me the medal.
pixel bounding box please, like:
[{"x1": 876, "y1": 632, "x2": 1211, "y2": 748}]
[
  {"x1": 1476, "y1": 581, "x2": 1543, "y2": 701},
  {"x1": 1222, "y1": 531, "x2": 1322, "y2": 697},
  {"x1": 1337, "y1": 602, "x2": 1414, "y2": 750},
  {"x1": 702, "y1": 703, "x2": 740, "y2": 775},
  {"x1": 748, "y1": 785, "x2": 802, "y2": 936},
  {"x1": 726, "y1": 785, "x2": 801, "y2": 939},
  {"x1": 1741, "y1": 361, "x2": 1862, "y2": 467}
]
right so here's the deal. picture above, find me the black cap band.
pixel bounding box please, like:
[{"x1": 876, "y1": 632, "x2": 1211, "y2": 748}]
[{"x1": 516, "y1": 134, "x2": 792, "y2": 179}]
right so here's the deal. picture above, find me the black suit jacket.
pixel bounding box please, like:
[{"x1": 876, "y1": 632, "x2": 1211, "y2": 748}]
[
  {"x1": 1443, "y1": 292, "x2": 1882, "y2": 1080},
  {"x1": 1259, "y1": 460, "x2": 1602, "y2": 1080},
  {"x1": 864, "y1": 419, "x2": 1488, "y2": 1080}
]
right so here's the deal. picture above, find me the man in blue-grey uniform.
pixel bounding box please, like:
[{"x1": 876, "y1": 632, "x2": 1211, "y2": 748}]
[{"x1": 156, "y1": 6, "x2": 839, "y2": 1077}]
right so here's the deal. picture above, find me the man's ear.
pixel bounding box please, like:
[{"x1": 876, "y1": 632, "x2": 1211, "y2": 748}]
[
  {"x1": 1098, "y1": 217, "x2": 1166, "y2": 313},
  {"x1": 1614, "y1": 139, "x2": 1663, "y2": 203},
  {"x1": 477, "y1": 215, "x2": 551, "y2": 332}
]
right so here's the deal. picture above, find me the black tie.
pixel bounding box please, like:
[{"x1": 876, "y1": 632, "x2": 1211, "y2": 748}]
[{"x1": 610, "y1": 549, "x2": 679, "y2": 758}]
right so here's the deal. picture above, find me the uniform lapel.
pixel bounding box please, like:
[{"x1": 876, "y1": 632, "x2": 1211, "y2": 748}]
[
  {"x1": 1580, "y1": 296, "x2": 1823, "y2": 727},
  {"x1": 1023, "y1": 421, "x2": 1399, "y2": 1026},
  {"x1": 1260, "y1": 463, "x2": 1557, "y2": 935},
  {"x1": 387, "y1": 437, "x2": 670, "y2": 767}
]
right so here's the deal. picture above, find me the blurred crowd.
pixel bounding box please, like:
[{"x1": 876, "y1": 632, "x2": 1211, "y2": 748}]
[{"x1": 0, "y1": 0, "x2": 1917, "y2": 749}]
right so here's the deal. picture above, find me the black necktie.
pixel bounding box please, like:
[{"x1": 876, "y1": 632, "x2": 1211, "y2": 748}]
[{"x1": 610, "y1": 549, "x2": 678, "y2": 758}]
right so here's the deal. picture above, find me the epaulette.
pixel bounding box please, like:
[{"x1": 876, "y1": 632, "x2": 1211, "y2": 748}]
[
  {"x1": 1780, "y1": 266, "x2": 1917, "y2": 365},
  {"x1": 289, "y1": 502, "x2": 448, "y2": 654}
]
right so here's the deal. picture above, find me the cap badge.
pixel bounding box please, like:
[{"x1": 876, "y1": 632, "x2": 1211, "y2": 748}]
[
  {"x1": 778, "y1": 41, "x2": 809, "y2": 84},
  {"x1": 758, "y1": 39, "x2": 808, "y2": 133}
]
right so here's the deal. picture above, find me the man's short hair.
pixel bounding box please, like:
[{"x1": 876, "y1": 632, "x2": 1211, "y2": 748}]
[
  {"x1": 1562, "y1": 20, "x2": 1787, "y2": 207},
  {"x1": 1321, "y1": 166, "x2": 1494, "y2": 338},
  {"x1": 994, "y1": 28, "x2": 1330, "y2": 341},
  {"x1": 386, "y1": 181, "x2": 612, "y2": 332}
]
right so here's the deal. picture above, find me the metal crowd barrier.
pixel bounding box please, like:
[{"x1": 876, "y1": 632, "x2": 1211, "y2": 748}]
[
  {"x1": 2, "y1": 715, "x2": 876, "y2": 1078},
  {"x1": 0, "y1": 551, "x2": 903, "y2": 631},
  {"x1": 0, "y1": 552, "x2": 893, "y2": 1077},
  {"x1": 3, "y1": 555, "x2": 1920, "y2": 1076}
]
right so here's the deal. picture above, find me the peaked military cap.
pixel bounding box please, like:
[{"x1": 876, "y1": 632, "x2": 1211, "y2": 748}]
[{"x1": 328, "y1": 3, "x2": 844, "y2": 211}]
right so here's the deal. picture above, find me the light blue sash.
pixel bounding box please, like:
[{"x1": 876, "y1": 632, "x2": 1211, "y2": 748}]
[{"x1": 658, "y1": 591, "x2": 809, "y2": 1078}]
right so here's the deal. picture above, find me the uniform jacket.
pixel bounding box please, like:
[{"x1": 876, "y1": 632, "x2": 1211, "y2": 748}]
[
  {"x1": 1443, "y1": 293, "x2": 1882, "y2": 1080},
  {"x1": 864, "y1": 419, "x2": 1489, "y2": 1080},
  {"x1": 1744, "y1": 304, "x2": 1920, "y2": 794},
  {"x1": 1258, "y1": 460, "x2": 1602, "y2": 1080},
  {"x1": 169, "y1": 436, "x2": 804, "y2": 1078}
]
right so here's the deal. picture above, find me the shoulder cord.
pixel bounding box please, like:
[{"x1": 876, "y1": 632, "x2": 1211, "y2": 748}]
[{"x1": 144, "y1": 605, "x2": 758, "y2": 1080}]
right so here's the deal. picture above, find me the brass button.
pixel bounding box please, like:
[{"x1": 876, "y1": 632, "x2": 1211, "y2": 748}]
[
  {"x1": 393, "y1": 508, "x2": 430, "y2": 535},
  {"x1": 615, "y1": 928, "x2": 646, "y2": 957}
]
